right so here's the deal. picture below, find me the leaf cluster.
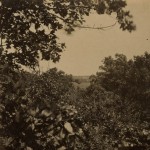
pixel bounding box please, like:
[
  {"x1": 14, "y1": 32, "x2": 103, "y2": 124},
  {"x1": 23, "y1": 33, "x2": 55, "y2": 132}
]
[{"x1": 0, "y1": 65, "x2": 90, "y2": 149}]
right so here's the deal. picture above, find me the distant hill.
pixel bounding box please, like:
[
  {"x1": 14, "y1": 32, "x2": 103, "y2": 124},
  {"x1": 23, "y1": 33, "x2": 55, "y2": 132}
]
[{"x1": 72, "y1": 76, "x2": 90, "y2": 89}]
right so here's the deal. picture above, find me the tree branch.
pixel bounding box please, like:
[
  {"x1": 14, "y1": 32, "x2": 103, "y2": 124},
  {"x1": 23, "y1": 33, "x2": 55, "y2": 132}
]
[
  {"x1": 73, "y1": 21, "x2": 117, "y2": 30},
  {"x1": 49, "y1": 12, "x2": 117, "y2": 31}
]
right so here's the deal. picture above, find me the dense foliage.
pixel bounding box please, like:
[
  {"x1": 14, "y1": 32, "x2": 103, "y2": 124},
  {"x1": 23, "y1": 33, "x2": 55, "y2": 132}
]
[
  {"x1": 0, "y1": 65, "x2": 90, "y2": 149},
  {"x1": 81, "y1": 53, "x2": 150, "y2": 149},
  {"x1": 26, "y1": 68, "x2": 73, "y2": 107},
  {"x1": 0, "y1": 52, "x2": 150, "y2": 149},
  {"x1": 89, "y1": 53, "x2": 150, "y2": 117}
]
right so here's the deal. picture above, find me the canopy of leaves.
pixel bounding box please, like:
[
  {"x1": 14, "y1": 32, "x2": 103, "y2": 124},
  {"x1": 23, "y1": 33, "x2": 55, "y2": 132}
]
[
  {"x1": 26, "y1": 68, "x2": 74, "y2": 108},
  {"x1": 0, "y1": 0, "x2": 135, "y2": 68},
  {"x1": 0, "y1": 64, "x2": 90, "y2": 149},
  {"x1": 68, "y1": 77, "x2": 150, "y2": 149},
  {"x1": 89, "y1": 52, "x2": 150, "y2": 118},
  {"x1": 70, "y1": 53, "x2": 150, "y2": 149},
  {"x1": 0, "y1": 54, "x2": 150, "y2": 150}
]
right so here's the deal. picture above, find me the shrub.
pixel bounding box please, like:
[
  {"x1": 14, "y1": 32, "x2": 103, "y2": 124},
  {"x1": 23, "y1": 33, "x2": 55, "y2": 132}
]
[{"x1": 0, "y1": 65, "x2": 89, "y2": 149}]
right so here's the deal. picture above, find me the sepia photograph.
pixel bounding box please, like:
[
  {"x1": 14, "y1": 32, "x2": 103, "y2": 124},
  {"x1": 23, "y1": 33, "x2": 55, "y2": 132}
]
[{"x1": 0, "y1": 0, "x2": 150, "y2": 149}]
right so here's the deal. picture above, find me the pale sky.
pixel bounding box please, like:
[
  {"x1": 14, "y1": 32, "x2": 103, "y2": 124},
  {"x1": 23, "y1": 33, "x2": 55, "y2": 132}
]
[{"x1": 40, "y1": 0, "x2": 150, "y2": 76}]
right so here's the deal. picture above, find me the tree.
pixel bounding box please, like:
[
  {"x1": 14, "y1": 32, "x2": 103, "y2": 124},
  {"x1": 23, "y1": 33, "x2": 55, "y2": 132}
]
[
  {"x1": 73, "y1": 53, "x2": 150, "y2": 149},
  {"x1": 0, "y1": 0, "x2": 135, "y2": 68},
  {"x1": 26, "y1": 68, "x2": 74, "y2": 108},
  {"x1": 71, "y1": 76, "x2": 150, "y2": 149},
  {"x1": 90, "y1": 52, "x2": 150, "y2": 118}
]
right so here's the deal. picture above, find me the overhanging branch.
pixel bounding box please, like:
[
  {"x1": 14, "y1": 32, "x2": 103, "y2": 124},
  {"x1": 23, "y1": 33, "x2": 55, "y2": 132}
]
[
  {"x1": 49, "y1": 12, "x2": 117, "y2": 31},
  {"x1": 74, "y1": 21, "x2": 117, "y2": 30}
]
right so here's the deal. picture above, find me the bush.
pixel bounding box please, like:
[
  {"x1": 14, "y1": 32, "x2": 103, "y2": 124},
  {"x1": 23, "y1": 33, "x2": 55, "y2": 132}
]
[{"x1": 0, "y1": 65, "x2": 89, "y2": 150}]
